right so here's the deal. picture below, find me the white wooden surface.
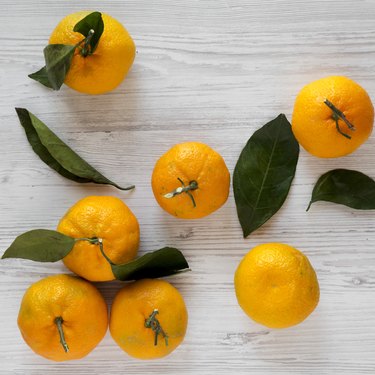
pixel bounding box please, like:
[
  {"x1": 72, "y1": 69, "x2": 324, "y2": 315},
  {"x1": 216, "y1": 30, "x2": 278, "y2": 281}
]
[{"x1": 1, "y1": 0, "x2": 375, "y2": 374}]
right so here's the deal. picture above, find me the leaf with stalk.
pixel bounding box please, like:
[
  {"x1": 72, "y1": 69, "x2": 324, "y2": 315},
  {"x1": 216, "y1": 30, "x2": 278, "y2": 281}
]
[
  {"x1": 29, "y1": 12, "x2": 104, "y2": 90},
  {"x1": 1, "y1": 229, "x2": 190, "y2": 281},
  {"x1": 73, "y1": 11, "x2": 104, "y2": 54},
  {"x1": 308, "y1": 169, "x2": 375, "y2": 210},
  {"x1": 15, "y1": 108, "x2": 134, "y2": 190}
]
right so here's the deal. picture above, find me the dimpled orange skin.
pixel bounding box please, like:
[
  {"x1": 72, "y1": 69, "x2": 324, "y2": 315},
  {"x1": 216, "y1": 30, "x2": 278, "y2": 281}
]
[
  {"x1": 110, "y1": 279, "x2": 188, "y2": 360},
  {"x1": 292, "y1": 76, "x2": 374, "y2": 158},
  {"x1": 151, "y1": 142, "x2": 230, "y2": 219},
  {"x1": 234, "y1": 243, "x2": 320, "y2": 329},
  {"x1": 57, "y1": 196, "x2": 140, "y2": 282},
  {"x1": 17, "y1": 274, "x2": 108, "y2": 362},
  {"x1": 49, "y1": 11, "x2": 135, "y2": 95}
]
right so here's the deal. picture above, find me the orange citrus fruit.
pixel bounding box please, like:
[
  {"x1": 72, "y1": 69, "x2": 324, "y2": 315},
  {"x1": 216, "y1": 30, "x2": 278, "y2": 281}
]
[
  {"x1": 17, "y1": 274, "x2": 108, "y2": 361},
  {"x1": 151, "y1": 142, "x2": 230, "y2": 219},
  {"x1": 49, "y1": 11, "x2": 135, "y2": 94},
  {"x1": 110, "y1": 279, "x2": 188, "y2": 359},
  {"x1": 57, "y1": 196, "x2": 140, "y2": 282},
  {"x1": 292, "y1": 76, "x2": 374, "y2": 158},
  {"x1": 234, "y1": 243, "x2": 319, "y2": 328}
]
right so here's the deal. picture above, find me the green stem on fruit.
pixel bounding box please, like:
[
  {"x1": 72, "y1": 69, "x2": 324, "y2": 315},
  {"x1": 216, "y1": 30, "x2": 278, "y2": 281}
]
[
  {"x1": 75, "y1": 237, "x2": 115, "y2": 266},
  {"x1": 164, "y1": 178, "x2": 198, "y2": 208},
  {"x1": 145, "y1": 309, "x2": 168, "y2": 346},
  {"x1": 55, "y1": 316, "x2": 69, "y2": 353},
  {"x1": 76, "y1": 29, "x2": 95, "y2": 57},
  {"x1": 324, "y1": 99, "x2": 356, "y2": 139}
]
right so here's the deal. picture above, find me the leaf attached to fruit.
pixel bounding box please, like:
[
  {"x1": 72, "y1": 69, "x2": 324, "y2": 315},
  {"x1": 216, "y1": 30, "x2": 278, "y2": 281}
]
[
  {"x1": 111, "y1": 248, "x2": 190, "y2": 281},
  {"x1": 2, "y1": 230, "x2": 75, "y2": 262},
  {"x1": 29, "y1": 12, "x2": 104, "y2": 90},
  {"x1": 2, "y1": 230, "x2": 190, "y2": 281}
]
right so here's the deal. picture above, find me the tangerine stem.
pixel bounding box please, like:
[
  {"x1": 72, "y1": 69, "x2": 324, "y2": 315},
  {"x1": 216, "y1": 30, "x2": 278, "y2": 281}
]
[
  {"x1": 55, "y1": 316, "x2": 69, "y2": 353},
  {"x1": 76, "y1": 29, "x2": 95, "y2": 57},
  {"x1": 144, "y1": 309, "x2": 168, "y2": 346},
  {"x1": 324, "y1": 99, "x2": 356, "y2": 139},
  {"x1": 333, "y1": 114, "x2": 351, "y2": 139},
  {"x1": 75, "y1": 237, "x2": 115, "y2": 266},
  {"x1": 96, "y1": 238, "x2": 115, "y2": 266},
  {"x1": 163, "y1": 178, "x2": 198, "y2": 208}
]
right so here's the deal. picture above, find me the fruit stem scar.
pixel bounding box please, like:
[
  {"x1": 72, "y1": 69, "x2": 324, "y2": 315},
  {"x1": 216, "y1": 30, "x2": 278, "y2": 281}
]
[
  {"x1": 163, "y1": 178, "x2": 198, "y2": 208},
  {"x1": 54, "y1": 316, "x2": 69, "y2": 353},
  {"x1": 75, "y1": 237, "x2": 115, "y2": 266},
  {"x1": 324, "y1": 99, "x2": 356, "y2": 139},
  {"x1": 77, "y1": 29, "x2": 95, "y2": 57},
  {"x1": 144, "y1": 309, "x2": 169, "y2": 346}
]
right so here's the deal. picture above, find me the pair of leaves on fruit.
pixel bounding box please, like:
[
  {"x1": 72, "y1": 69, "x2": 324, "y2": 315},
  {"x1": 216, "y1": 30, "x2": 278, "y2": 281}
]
[
  {"x1": 2, "y1": 230, "x2": 189, "y2": 281},
  {"x1": 16, "y1": 108, "x2": 133, "y2": 190},
  {"x1": 233, "y1": 115, "x2": 375, "y2": 238},
  {"x1": 29, "y1": 12, "x2": 104, "y2": 90}
]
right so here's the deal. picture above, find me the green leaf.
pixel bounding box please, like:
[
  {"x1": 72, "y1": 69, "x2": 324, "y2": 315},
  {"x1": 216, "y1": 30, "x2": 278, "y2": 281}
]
[
  {"x1": 15, "y1": 108, "x2": 135, "y2": 190},
  {"x1": 73, "y1": 11, "x2": 104, "y2": 54},
  {"x1": 233, "y1": 114, "x2": 299, "y2": 237},
  {"x1": 44, "y1": 44, "x2": 75, "y2": 90},
  {"x1": 308, "y1": 169, "x2": 375, "y2": 210},
  {"x1": 2, "y1": 230, "x2": 75, "y2": 262},
  {"x1": 29, "y1": 44, "x2": 75, "y2": 90},
  {"x1": 29, "y1": 12, "x2": 104, "y2": 88},
  {"x1": 28, "y1": 66, "x2": 54, "y2": 89},
  {"x1": 111, "y1": 247, "x2": 189, "y2": 281}
]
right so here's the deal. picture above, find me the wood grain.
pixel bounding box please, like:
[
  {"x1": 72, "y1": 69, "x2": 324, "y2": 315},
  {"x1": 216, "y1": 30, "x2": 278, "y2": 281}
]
[{"x1": 1, "y1": 0, "x2": 375, "y2": 373}]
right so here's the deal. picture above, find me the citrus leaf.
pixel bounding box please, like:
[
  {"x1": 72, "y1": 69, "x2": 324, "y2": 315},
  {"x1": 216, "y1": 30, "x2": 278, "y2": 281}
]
[
  {"x1": 29, "y1": 13, "x2": 104, "y2": 89},
  {"x1": 29, "y1": 44, "x2": 75, "y2": 90},
  {"x1": 111, "y1": 247, "x2": 189, "y2": 281},
  {"x1": 233, "y1": 114, "x2": 299, "y2": 237},
  {"x1": 2, "y1": 230, "x2": 75, "y2": 262},
  {"x1": 308, "y1": 169, "x2": 375, "y2": 210},
  {"x1": 15, "y1": 108, "x2": 135, "y2": 190},
  {"x1": 28, "y1": 66, "x2": 54, "y2": 89},
  {"x1": 43, "y1": 44, "x2": 75, "y2": 90},
  {"x1": 73, "y1": 11, "x2": 104, "y2": 54}
]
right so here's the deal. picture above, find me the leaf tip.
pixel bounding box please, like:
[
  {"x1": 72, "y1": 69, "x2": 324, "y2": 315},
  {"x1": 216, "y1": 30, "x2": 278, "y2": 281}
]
[
  {"x1": 276, "y1": 113, "x2": 288, "y2": 122},
  {"x1": 1, "y1": 248, "x2": 13, "y2": 260},
  {"x1": 242, "y1": 228, "x2": 250, "y2": 238},
  {"x1": 174, "y1": 267, "x2": 191, "y2": 275}
]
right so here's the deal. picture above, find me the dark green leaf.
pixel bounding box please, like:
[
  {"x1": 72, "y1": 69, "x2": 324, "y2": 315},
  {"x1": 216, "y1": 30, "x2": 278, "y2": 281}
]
[
  {"x1": 43, "y1": 44, "x2": 75, "y2": 90},
  {"x1": 28, "y1": 66, "x2": 54, "y2": 89},
  {"x1": 2, "y1": 230, "x2": 75, "y2": 262},
  {"x1": 308, "y1": 169, "x2": 375, "y2": 210},
  {"x1": 29, "y1": 45, "x2": 75, "y2": 90},
  {"x1": 73, "y1": 12, "x2": 104, "y2": 54},
  {"x1": 111, "y1": 247, "x2": 189, "y2": 281},
  {"x1": 15, "y1": 108, "x2": 135, "y2": 190},
  {"x1": 233, "y1": 114, "x2": 299, "y2": 237}
]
